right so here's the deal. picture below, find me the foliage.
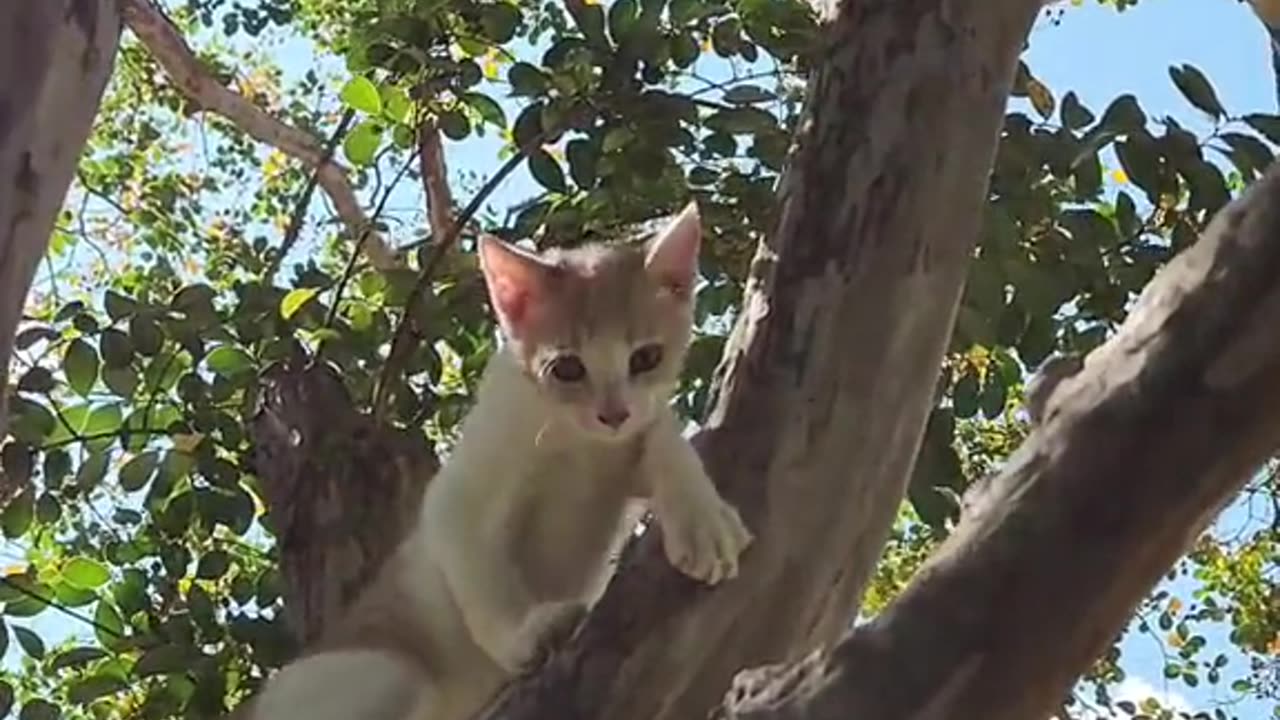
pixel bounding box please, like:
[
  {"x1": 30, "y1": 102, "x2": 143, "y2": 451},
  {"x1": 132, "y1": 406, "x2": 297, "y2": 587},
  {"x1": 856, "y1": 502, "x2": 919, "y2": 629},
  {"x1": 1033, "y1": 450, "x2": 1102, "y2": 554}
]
[{"x1": 1, "y1": 1, "x2": 1279, "y2": 719}]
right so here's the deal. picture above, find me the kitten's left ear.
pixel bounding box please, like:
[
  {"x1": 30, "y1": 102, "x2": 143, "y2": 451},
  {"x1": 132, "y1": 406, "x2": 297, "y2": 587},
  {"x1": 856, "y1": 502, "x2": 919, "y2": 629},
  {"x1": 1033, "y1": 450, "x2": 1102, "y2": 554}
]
[{"x1": 645, "y1": 202, "x2": 701, "y2": 299}]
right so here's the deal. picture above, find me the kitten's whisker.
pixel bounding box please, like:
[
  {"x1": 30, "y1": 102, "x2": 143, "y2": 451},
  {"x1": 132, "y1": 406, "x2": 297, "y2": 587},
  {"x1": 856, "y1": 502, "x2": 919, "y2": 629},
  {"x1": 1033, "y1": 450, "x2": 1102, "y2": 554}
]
[{"x1": 534, "y1": 419, "x2": 553, "y2": 448}]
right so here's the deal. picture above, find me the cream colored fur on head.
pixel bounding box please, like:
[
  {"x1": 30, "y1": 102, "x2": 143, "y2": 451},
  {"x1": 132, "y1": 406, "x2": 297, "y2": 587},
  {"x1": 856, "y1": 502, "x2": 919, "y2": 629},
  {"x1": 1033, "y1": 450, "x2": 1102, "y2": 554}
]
[{"x1": 237, "y1": 203, "x2": 752, "y2": 720}]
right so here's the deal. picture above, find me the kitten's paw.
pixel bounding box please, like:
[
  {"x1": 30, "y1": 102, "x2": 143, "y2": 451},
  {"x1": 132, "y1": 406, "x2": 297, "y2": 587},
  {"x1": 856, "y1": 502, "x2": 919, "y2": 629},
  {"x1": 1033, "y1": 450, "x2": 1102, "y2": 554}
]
[
  {"x1": 502, "y1": 601, "x2": 588, "y2": 675},
  {"x1": 659, "y1": 492, "x2": 753, "y2": 585}
]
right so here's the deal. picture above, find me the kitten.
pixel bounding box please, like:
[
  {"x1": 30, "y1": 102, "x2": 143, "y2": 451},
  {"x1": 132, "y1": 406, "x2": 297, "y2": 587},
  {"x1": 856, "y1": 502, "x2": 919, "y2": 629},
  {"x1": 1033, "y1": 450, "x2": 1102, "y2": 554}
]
[{"x1": 238, "y1": 202, "x2": 753, "y2": 720}]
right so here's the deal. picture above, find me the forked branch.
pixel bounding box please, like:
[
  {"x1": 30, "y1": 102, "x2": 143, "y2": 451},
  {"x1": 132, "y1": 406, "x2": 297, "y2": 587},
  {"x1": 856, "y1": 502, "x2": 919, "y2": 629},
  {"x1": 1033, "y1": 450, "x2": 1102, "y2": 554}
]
[
  {"x1": 719, "y1": 161, "x2": 1280, "y2": 719},
  {"x1": 119, "y1": 0, "x2": 398, "y2": 270}
]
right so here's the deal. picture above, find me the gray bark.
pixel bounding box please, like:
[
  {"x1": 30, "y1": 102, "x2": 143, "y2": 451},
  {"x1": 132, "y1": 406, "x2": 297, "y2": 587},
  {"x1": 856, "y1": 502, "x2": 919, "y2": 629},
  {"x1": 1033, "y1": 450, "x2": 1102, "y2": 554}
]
[
  {"x1": 0, "y1": 0, "x2": 121, "y2": 437},
  {"x1": 479, "y1": 1, "x2": 1043, "y2": 719},
  {"x1": 716, "y1": 160, "x2": 1280, "y2": 719}
]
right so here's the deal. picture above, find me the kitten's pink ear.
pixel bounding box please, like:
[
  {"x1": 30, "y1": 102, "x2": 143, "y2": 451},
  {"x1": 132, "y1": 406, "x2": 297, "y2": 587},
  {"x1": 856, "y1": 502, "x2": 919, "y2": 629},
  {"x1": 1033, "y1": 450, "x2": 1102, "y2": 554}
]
[
  {"x1": 645, "y1": 202, "x2": 701, "y2": 299},
  {"x1": 478, "y1": 235, "x2": 553, "y2": 339}
]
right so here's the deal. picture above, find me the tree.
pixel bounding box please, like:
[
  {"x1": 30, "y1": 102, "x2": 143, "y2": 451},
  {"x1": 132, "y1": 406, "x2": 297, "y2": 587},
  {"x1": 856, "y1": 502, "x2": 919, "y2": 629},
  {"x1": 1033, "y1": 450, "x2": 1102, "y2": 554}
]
[{"x1": 3, "y1": 1, "x2": 1280, "y2": 719}]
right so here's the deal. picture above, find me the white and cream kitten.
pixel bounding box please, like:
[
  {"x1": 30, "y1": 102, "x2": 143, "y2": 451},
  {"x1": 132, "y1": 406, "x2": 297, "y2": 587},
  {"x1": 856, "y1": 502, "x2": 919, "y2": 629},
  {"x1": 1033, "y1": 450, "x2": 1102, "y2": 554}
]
[{"x1": 238, "y1": 202, "x2": 753, "y2": 720}]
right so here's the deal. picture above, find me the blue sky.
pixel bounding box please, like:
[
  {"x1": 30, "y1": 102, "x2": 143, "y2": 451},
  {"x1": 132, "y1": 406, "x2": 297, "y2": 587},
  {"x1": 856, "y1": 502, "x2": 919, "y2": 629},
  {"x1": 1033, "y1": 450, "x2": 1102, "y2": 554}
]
[
  {"x1": 7, "y1": 1, "x2": 1280, "y2": 717},
  {"x1": 1027, "y1": 2, "x2": 1275, "y2": 717}
]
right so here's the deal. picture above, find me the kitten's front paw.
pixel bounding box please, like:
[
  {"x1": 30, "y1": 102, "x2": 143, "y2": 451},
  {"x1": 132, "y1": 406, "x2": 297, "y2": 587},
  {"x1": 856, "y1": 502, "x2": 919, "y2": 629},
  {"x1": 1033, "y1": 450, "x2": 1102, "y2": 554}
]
[
  {"x1": 502, "y1": 601, "x2": 587, "y2": 675},
  {"x1": 657, "y1": 491, "x2": 753, "y2": 585}
]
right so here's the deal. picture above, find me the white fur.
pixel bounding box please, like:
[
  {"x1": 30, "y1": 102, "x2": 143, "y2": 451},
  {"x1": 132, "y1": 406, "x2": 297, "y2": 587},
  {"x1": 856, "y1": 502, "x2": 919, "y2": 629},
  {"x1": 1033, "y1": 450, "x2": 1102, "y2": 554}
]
[{"x1": 244, "y1": 217, "x2": 752, "y2": 719}]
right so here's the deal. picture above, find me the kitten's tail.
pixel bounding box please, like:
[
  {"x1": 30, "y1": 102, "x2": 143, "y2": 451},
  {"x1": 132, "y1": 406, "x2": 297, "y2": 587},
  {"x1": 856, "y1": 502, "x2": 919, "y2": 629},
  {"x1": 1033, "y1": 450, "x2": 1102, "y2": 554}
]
[{"x1": 233, "y1": 649, "x2": 433, "y2": 720}]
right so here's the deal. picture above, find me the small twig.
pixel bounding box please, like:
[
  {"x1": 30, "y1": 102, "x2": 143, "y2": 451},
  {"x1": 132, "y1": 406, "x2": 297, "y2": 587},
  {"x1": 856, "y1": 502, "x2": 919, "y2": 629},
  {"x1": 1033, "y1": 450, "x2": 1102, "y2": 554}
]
[
  {"x1": 0, "y1": 575, "x2": 123, "y2": 639},
  {"x1": 39, "y1": 427, "x2": 168, "y2": 451},
  {"x1": 372, "y1": 133, "x2": 550, "y2": 420},
  {"x1": 322, "y1": 153, "x2": 417, "y2": 332},
  {"x1": 267, "y1": 108, "x2": 358, "y2": 281}
]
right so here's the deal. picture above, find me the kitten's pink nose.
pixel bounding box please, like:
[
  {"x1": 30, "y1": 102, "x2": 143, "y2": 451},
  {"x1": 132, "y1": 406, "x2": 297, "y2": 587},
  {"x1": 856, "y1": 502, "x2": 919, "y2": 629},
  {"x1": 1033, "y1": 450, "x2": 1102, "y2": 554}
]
[{"x1": 597, "y1": 409, "x2": 630, "y2": 429}]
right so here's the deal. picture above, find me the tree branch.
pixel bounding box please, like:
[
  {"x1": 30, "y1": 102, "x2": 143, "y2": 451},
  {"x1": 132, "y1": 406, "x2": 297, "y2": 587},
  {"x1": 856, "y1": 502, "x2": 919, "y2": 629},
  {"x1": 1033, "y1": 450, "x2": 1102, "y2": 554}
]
[
  {"x1": 718, "y1": 159, "x2": 1280, "y2": 719},
  {"x1": 0, "y1": 0, "x2": 120, "y2": 437},
  {"x1": 118, "y1": 0, "x2": 399, "y2": 270},
  {"x1": 478, "y1": 1, "x2": 1043, "y2": 719},
  {"x1": 417, "y1": 119, "x2": 455, "y2": 244}
]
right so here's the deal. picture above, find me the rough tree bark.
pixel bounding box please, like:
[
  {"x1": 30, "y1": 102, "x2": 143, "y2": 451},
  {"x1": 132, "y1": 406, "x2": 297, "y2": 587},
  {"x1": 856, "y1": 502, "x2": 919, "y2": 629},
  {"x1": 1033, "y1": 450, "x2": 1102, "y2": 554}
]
[
  {"x1": 716, "y1": 158, "x2": 1280, "y2": 720},
  {"x1": 249, "y1": 360, "x2": 437, "y2": 645},
  {"x1": 247, "y1": 0, "x2": 1044, "y2": 718},
  {"x1": 0, "y1": 0, "x2": 121, "y2": 439},
  {"x1": 471, "y1": 1, "x2": 1040, "y2": 719}
]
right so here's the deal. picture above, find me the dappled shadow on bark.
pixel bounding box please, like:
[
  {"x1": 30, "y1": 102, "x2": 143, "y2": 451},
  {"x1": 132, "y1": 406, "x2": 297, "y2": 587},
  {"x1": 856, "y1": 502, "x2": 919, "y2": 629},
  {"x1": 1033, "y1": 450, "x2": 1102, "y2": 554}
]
[{"x1": 248, "y1": 357, "x2": 436, "y2": 645}]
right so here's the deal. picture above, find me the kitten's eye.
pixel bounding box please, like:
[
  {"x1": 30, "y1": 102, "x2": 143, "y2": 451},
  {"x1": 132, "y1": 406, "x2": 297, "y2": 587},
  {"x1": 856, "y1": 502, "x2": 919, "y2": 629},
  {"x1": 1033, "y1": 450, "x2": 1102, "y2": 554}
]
[
  {"x1": 629, "y1": 343, "x2": 664, "y2": 376},
  {"x1": 549, "y1": 355, "x2": 587, "y2": 383}
]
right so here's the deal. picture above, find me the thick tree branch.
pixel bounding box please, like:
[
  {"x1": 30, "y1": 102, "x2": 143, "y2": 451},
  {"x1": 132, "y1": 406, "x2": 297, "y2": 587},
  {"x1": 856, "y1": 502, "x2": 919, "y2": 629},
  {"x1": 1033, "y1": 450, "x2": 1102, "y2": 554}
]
[
  {"x1": 417, "y1": 120, "x2": 455, "y2": 243},
  {"x1": 479, "y1": 1, "x2": 1042, "y2": 719},
  {"x1": 119, "y1": 0, "x2": 399, "y2": 270},
  {"x1": 718, "y1": 161, "x2": 1280, "y2": 719},
  {"x1": 1, "y1": 0, "x2": 120, "y2": 437}
]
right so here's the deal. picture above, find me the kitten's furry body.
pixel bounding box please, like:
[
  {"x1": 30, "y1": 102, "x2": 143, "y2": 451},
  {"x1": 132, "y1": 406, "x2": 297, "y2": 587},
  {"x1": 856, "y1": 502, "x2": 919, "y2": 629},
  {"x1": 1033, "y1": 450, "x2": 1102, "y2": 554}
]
[{"x1": 239, "y1": 205, "x2": 751, "y2": 720}]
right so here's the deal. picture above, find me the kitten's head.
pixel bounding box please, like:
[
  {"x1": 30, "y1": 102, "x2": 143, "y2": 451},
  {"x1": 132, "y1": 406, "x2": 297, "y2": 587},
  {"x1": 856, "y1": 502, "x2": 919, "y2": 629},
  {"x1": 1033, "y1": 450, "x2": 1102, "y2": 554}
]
[{"x1": 478, "y1": 203, "x2": 701, "y2": 442}]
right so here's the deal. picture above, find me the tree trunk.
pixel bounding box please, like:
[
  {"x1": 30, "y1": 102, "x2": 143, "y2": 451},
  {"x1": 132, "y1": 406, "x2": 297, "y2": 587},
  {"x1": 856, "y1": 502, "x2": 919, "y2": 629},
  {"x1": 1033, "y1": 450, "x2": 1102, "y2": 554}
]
[
  {"x1": 716, "y1": 160, "x2": 1280, "y2": 720},
  {"x1": 248, "y1": 359, "x2": 437, "y2": 646},
  {"x1": 0, "y1": 0, "x2": 121, "y2": 437},
  {"x1": 477, "y1": 2, "x2": 1042, "y2": 719}
]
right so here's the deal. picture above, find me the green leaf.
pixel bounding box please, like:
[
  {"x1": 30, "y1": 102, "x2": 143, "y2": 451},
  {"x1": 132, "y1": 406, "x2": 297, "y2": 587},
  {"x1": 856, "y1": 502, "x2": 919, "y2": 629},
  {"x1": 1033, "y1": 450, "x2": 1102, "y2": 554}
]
[
  {"x1": 978, "y1": 371, "x2": 1007, "y2": 419},
  {"x1": 566, "y1": 139, "x2": 598, "y2": 189},
  {"x1": 1169, "y1": 63, "x2": 1225, "y2": 119},
  {"x1": 343, "y1": 120, "x2": 382, "y2": 166},
  {"x1": 437, "y1": 109, "x2": 470, "y2": 140},
  {"x1": 723, "y1": 85, "x2": 776, "y2": 105},
  {"x1": 462, "y1": 92, "x2": 507, "y2": 129},
  {"x1": 18, "y1": 699, "x2": 58, "y2": 720},
  {"x1": 135, "y1": 643, "x2": 191, "y2": 677},
  {"x1": 528, "y1": 148, "x2": 568, "y2": 193},
  {"x1": 567, "y1": 0, "x2": 608, "y2": 48},
  {"x1": 280, "y1": 287, "x2": 321, "y2": 320},
  {"x1": 93, "y1": 600, "x2": 124, "y2": 647},
  {"x1": 196, "y1": 550, "x2": 232, "y2": 580},
  {"x1": 340, "y1": 76, "x2": 382, "y2": 114},
  {"x1": 2, "y1": 491, "x2": 33, "y2": 539},
  {"x1": 83, "y1": 403, "x2": 123, "y2": 437},
  {"x1": 508, "y1": 63, "x2": 548, "y2": 97},
  {"x1": 1098, "y1": 94, "x2": 1146, "y2": 134},
  {"x1": 608, "y1": 0, "x2": 638, "y2": 43},
  {"x1": 50, "y1": 646, "x2": 106, "y2": 671},
  {"x1": 206, "y1": 345, "x2": 255, "y2": 377},
  {"x1": 100, "y1": 328, "x2": 134, "y2": 368},
  {"x1": 1244, "y1": 113, "x2": 1280, "y2": 144},
  {"x1": 670, "y1": 32, "x2": 699, "y2": 67},
  {"x1": 480, "y1": 3, "x2": 520, "y2": 43},
  {"x1": 952, "y1": 368, "x2": 979, "y2": 418},
  {"x1": 14, "y1": 626, "x2": 44, "y2": 659},
  {"x1": 63, "y1": 558, "x2": 110, "y2": 590},
  {"x1": 0, "y1": 681, "x2": 11, "y2": 717},
  {"x1": 103, "y1": 290, "x2": 139, "y2": 321},
  {"x1": 380, "y1": 85, "x2": 412, "y2": 124},
  {"x1": 1060, "y1": 91, "x2": 1094, "y2": 130},
  {"x1": 102, "y1": 365, "x2": 139, "y2": 398},
  {"x1": 63, "y1": 338, "x2": 100, "y2": 397},
  {"x1": 68, "y1": 674, "x2": 127, "y2": 704},
  {"x1": 706, "y1": 107, "x2": 777, "y2": 135},
  {"x1": 129, "y1": 315, "x2": 164, "y2": 356},
  {"x1": 74, "y1": 451, "x2": 110, "y2": 491},
  {"x1": 16, "y1": 367, "x2": 54, "y2": 393},
  {"x1": 1025, "y1": 77, "x2": 1055, "y2": 120}
]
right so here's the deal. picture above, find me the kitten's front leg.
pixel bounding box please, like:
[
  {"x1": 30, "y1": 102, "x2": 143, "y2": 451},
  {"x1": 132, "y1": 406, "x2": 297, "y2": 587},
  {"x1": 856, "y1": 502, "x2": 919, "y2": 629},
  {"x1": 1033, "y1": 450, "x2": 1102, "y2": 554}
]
[
  {"x1": 642, "y1": 409, "x2": 753, "y2": 585},
  {"x1": 432, "y1": 526, "x2": 584, "y2": 675}
]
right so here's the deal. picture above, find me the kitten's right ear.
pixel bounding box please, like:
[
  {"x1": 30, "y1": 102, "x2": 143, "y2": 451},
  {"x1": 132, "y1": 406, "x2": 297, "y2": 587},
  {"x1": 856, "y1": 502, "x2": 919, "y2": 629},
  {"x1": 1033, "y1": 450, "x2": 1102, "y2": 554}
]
[{"x1": 478, "y1": 235, "x2": 554, "y2": 340}]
